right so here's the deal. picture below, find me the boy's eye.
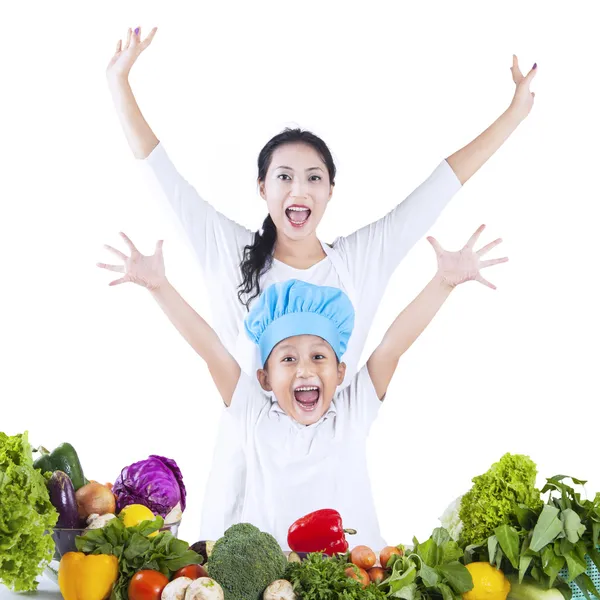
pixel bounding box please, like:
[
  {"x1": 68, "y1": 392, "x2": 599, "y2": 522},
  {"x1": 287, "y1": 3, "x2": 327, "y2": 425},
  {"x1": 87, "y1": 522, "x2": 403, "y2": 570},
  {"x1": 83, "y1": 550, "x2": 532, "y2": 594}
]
[
  {"x1": 282, "y1": 356, "x2": 296, "y2": 362},
  {"x1": 313, "y1": 354, "x2": 325, "y2": 360}
]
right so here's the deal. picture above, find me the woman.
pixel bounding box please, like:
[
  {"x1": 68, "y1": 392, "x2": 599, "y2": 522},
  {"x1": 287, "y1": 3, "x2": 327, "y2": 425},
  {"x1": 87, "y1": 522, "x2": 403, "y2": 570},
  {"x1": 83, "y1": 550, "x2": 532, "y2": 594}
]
[{"x1": 104, "y1": 26, "x2": 536, "y2": 538}]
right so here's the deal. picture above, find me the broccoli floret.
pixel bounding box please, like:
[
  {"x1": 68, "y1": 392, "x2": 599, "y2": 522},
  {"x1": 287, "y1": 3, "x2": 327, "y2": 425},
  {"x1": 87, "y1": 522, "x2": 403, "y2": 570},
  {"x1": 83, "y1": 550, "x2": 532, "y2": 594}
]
[{"x1": 207, "y1": 523, "x2": 287, "y2": 600}]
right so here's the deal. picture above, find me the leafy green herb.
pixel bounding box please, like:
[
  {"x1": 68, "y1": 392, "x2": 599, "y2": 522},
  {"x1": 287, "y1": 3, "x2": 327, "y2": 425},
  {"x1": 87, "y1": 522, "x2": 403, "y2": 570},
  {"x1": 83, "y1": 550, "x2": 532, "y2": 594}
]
[
  {"x1": 285, "y1": 552, "x2": 387, "y2": 600},
  {"x1": 76, "y1": 515, "x2": 201, "y2": 600}
]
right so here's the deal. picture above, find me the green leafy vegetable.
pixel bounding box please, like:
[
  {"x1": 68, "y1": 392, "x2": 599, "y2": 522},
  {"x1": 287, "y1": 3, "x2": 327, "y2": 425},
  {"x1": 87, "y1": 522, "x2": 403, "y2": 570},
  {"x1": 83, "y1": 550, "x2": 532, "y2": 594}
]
[
  {"x1": 76, "y1": 514, "x2": 201, "y2": 600},
  {"x1": 0, "y1": 431, "x2": 58, "y2": 592},
  {"x1": 560, "y1": 510, "x2": 586, "y2": 544},
  {"x1": 459, "y1": 453, "x2": 543, "y2": 546},
  {"x1": 380, "y1": 528, "x2": 473, "y2": 600},
  {"x1": 531, "y1": 506, "x2": 562, "y2": 552},
  {"x1": 285, "y1": 552, "x2": 387, "y2": 600},
  {"x1": 495, "y1": 524, "x2": 520, "y2": 569},
  {"x1": 540, "y1": 546, "x2": 564, "y2": 587},
  {"x1": 466, "y1": 473, "x2": 600, "y2": 598}
]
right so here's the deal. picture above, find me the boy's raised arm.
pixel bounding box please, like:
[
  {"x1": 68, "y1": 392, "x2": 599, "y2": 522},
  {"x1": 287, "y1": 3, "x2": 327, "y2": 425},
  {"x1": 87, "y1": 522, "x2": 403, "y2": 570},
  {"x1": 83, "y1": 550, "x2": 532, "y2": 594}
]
[
  {"x1": 97, "y1": 233, "x2": 240, "y2": 406},
  {"x1": 367, "y1": 225, "x2": 508, "y2": 400}
]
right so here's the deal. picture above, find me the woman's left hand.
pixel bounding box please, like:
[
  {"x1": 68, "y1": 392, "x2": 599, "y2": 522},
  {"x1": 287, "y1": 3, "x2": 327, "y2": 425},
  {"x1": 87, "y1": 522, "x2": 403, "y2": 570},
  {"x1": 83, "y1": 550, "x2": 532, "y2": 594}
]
[
  {"x1": 427, "y1": 224, "x2": 508, "y2": 290},
  {"x1": 508, "y1": 54, "x2": 537, "y2": 122}
]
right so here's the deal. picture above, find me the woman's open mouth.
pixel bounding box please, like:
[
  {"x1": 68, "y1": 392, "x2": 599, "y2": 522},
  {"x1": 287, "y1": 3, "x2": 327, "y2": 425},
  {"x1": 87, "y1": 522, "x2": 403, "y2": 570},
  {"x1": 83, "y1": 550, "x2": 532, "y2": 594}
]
[
  {"x1": 293, "y1": 385, "x2": 320, "y2": 412},
  {"x1": 285, "y1": 205, "x2": 311, "y2": 228}
]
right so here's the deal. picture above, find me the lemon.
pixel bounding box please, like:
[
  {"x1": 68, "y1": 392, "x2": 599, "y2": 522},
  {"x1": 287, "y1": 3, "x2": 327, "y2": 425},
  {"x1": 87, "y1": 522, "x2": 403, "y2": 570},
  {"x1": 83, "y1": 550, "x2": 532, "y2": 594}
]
[
  {"x1": 119, "y1": 504, "x2": 158, "y2": 537},
  {"x1": 463, "y1": 562, "x2": 511, "y2": 600}
]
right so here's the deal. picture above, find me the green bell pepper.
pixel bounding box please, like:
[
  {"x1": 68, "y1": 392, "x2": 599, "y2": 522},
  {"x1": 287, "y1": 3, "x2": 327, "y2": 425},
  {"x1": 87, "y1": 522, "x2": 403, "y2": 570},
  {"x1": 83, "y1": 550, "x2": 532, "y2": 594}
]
[{"x1": 33, "y1": 442, "x2": 87, "y2": 491}]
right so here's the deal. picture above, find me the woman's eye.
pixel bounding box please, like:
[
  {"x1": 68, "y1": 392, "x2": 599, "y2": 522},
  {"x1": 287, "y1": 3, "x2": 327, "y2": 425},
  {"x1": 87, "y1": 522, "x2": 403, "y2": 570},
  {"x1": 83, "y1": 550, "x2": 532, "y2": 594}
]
[
  {"x1": 277, "y1": 174, "x2": 291, "y2": 181},
  {"x1": 309, "y1": 175, "x2": 322, "y2": 182}
]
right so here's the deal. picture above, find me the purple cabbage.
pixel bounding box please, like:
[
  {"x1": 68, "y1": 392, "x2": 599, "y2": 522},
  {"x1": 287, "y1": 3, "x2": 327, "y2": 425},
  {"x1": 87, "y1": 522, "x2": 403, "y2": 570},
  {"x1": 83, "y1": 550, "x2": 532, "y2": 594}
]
[{"x1": 113, "y1": 454, "x2": 187, "y2": 517}]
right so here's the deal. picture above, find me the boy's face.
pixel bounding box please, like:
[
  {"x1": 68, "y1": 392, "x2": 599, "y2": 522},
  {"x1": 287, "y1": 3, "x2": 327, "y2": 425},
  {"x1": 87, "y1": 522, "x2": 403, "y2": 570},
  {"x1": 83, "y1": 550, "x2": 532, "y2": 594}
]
[{"x1": 257, "y1": 335, "x2": 346, "y2": 426}]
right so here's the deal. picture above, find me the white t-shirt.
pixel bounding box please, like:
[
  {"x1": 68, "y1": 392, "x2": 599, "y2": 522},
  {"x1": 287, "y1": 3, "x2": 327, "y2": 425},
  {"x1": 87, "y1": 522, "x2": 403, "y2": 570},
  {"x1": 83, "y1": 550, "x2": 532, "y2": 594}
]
[
  {"x1": 225, "y1": 365, "x2": 386, "y2": 551},
  {"x1": 141, "y1": 143, "x2": 462, "y2": 539}
]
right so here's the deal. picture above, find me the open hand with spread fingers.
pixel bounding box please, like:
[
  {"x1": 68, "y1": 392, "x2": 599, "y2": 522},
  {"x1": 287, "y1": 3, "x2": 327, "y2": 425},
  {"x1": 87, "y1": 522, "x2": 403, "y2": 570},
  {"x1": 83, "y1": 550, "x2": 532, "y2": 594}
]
[
  {"x1": 508, "y1": 54, "x2": 537, "y2": 122},
  {"x1": 427, "y1": 224, "x2": 508, "y2": 290},
  {"x1": 106, "y1": 26, "x2": 158, "y2": 81},
  {"x1": 97, "y1": 233, "x2": 166, "y2": 290}
]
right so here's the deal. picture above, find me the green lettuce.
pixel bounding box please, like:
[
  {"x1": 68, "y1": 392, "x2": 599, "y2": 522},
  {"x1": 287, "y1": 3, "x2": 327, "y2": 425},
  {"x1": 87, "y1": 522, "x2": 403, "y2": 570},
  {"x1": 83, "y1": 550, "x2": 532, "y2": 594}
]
[
  {"x1": 459, "y1": 453, "x2": 543, "y2": 546},
  {"x1": 0, "y1": 431, "x2": 58, "y2": 591}
]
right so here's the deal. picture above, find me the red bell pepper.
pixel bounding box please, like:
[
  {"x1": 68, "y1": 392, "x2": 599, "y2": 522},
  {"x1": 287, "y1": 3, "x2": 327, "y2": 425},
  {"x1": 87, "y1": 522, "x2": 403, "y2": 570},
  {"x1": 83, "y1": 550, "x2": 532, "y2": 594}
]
[{"x1": 287, "y1": 508, "x2": 356, "y2": 555}]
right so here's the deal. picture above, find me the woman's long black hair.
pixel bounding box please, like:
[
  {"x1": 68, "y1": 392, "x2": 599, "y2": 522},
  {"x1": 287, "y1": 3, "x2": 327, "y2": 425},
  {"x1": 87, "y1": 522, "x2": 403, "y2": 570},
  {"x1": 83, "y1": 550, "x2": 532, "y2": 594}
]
[{"x1": 237, "y1": 128, "x2": 337, "y2": 309}]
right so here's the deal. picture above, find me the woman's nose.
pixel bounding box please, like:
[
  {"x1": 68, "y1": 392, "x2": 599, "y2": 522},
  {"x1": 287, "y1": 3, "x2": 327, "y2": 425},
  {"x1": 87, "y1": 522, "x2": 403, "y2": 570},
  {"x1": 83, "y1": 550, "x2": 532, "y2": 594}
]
[{"x1": 291, "y1": 178, "x2": 308, "y2": 198}]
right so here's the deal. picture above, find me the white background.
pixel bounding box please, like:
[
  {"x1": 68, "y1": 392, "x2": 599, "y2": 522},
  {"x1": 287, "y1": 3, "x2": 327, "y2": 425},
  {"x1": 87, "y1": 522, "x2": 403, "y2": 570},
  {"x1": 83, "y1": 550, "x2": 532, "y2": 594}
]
[{"x1": 1, "y1": 0, "x2": 599, "y2": 556}]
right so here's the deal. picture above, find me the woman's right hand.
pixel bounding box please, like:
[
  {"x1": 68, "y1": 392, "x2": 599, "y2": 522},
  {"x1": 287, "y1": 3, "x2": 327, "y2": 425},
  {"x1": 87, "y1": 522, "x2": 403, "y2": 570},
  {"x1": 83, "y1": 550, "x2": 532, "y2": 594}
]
[
  {"x1": 97, "y1": 232, "x2": 166, "y2": 291},
  {"x1": 106, "y1": 26, "x2": 157, "y2": 82}
]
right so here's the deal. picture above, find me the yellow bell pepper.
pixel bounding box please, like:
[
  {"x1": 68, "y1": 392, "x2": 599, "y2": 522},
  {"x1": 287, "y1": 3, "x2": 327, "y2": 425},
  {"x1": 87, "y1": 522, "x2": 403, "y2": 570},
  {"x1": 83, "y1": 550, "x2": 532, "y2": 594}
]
[{"x1": 58, "y1": 552, "x2": 119, "y2": 600}]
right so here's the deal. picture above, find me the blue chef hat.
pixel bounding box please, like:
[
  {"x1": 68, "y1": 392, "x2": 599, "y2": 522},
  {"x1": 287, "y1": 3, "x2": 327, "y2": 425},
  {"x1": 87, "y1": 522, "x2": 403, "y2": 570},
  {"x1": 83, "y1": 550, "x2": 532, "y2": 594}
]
[{"x1": 244, "y1": 279, "x2": 355, "y2": 366}]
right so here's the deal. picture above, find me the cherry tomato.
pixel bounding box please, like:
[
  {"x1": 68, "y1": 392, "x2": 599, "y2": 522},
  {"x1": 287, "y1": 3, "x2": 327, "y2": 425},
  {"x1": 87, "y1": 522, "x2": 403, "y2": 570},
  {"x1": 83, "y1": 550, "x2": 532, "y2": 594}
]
[
  {"x1": 128, "y1": 570, "x2": 169, "y2": 600},
  {"x1": 380, "y1": 546, "x2": 403, "y2": 569},
  {"x1": 345, "y1": 566, "x2": 370, "y2": 588},
  {"x1": 368, "y1": 567, "x2": 386, "y2": 584},
  {"x1": 350, "y1": 545, "x2": 376, "y2": 570},
  {"x1": 173, "y1": 564, "x2": 208, "y2": 580}
]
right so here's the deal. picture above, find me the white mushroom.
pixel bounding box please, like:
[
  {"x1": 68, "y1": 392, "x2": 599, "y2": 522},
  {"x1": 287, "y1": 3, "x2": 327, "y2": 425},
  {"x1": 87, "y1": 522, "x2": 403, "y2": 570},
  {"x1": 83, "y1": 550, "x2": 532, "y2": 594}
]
[
  {"x1": 85, "y1": 513, "x2": 116, "y2": 531},
  {"x1": 184, "y1": 578, "x2": 224, "y2": 600},
  {"x1": 162, "y1": 577, "x2": 193, "y2": 600},
  {"x1": 263, "y1": 579, "x2": 297, "y2": 600}
]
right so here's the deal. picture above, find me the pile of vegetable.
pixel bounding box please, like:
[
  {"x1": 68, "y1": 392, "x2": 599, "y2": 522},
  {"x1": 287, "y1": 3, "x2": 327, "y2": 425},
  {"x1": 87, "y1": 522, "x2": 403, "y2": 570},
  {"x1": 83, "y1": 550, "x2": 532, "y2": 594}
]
[
  {"x1": 3, "y1": 433, "x2": 600, "y2": 600},
  {"x1": 281, "y1": 530, "x2": 473, "y2": 600},
  {"x1": 37, "y1": 445, "x2": 187, "y2": 535},
  {"x1": 48, "y1": 447, "x2": 212, "y2": 600},
  {"x1": 0, "y1": 430, "x2": 194, "y2": 597},
  {"x1": 440, "y1": 453, "x2": 600, "y2": 600},
  {"x1": 72, "y1": 515, "x2": 207, "y2": 600}
]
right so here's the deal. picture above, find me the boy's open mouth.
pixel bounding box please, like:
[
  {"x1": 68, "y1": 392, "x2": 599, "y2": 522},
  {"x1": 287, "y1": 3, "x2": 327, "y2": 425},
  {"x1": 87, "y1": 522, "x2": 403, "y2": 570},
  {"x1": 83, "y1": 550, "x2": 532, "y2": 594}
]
[
  {"x1": 285, "y1": 205, "x2": 311, "y2": 228},
  {"x1": 293, "y1": 385, "x2": 320, "y2": 411}
]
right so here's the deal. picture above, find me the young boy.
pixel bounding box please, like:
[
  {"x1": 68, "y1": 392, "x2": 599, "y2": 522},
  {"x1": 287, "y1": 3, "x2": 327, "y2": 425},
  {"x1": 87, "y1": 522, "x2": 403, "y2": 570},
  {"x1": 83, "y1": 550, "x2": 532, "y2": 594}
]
[{"x1": 97, "y1": 224, "x2": 507, "y2": 549}]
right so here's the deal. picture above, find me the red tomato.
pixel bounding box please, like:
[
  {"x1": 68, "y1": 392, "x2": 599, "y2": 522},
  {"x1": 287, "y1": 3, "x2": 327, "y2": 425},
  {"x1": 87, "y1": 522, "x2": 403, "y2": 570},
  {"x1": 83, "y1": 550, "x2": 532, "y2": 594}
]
[
  {"x1": 128, "y1": 570, "x2": 169, "y2": 600},
  {"x1": 173, "y1": 564, "x2": 208, "y2": 580}
]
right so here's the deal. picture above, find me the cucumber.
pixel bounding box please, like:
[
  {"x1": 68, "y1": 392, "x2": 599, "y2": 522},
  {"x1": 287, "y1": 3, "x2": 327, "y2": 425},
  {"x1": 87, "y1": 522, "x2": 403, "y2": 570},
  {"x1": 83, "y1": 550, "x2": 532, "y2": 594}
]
[
  {"x1": 47, "y1": 470, "x2": 79, "y2": 528},
  {"x1": 34, "y1": 443, "x2": 86, "y2": 491}
]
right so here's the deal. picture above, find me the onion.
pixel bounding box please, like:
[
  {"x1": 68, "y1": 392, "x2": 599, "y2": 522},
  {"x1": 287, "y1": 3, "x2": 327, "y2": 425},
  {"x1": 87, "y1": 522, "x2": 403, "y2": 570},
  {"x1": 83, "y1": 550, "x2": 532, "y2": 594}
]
[{"x1": 76, "y1": 482, "x2": 116, "y2": 518}]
